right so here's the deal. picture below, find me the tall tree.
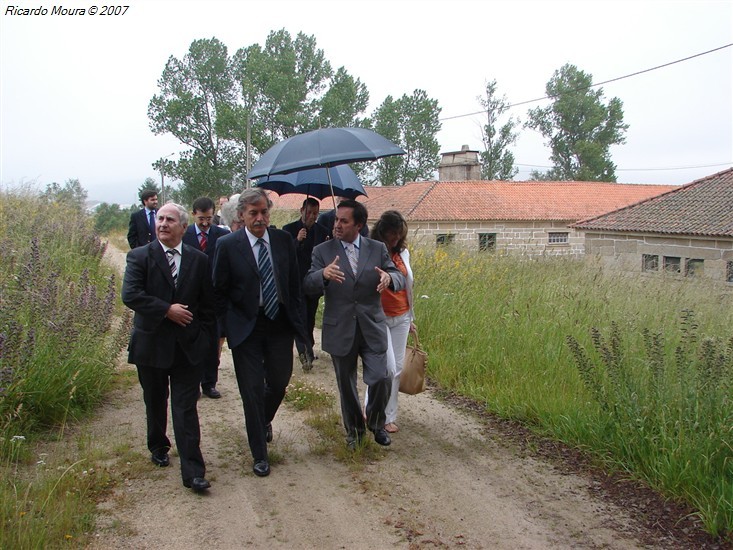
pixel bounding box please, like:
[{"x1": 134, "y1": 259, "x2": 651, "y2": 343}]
[
  {"x1": 526, "y1": 64, "x2": 628, "y2": 181},
  {"x1": 136, "y1": 177, "x2": 160, "y2": 203},
  {"x1": 369, "y1": 89, "x2": 441, "y2": 185},
  {"x1": 232, "y1": 29, "x2": 369, "y2": 158},
  {"x1": 478, "y1": 80, "x2": 519, "y2": 180},
  {"x1": 148, "y1": 38, "x2": 241, "y2": 205},
  {"x1": 40, "y1": 178, "x2": 87, "y2": 212}
]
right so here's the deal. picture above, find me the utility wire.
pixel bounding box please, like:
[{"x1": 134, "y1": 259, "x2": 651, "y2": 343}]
[
  {"x1": 516, "y1": 162, "x2": 732, "y2": 172},
  {"x1": 440, "y1": 43, "x2": 733, "y2": 122}
]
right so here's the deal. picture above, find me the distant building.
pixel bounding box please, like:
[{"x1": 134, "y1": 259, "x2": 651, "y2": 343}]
[{"x1": 571, "y1": 168, "x2": 733, "y2": 284}]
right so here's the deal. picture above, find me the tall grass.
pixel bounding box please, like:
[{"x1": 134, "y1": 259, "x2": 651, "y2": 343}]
[
  {"x1": 0, "y1": 190, "x2": 131, "y2": 547},
  {"x1": 412, "y1": 246, "x2": 733, "y2": 538}
]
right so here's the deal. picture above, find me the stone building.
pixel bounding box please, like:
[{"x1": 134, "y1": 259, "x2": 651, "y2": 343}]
[{"x1": 571, "y1": 168, "x2": 733, "y2": 284}]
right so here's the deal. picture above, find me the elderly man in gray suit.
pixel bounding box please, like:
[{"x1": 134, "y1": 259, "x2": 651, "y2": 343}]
[{"x1": 304, "y1": 199, "x2": 405, "y2": 449}]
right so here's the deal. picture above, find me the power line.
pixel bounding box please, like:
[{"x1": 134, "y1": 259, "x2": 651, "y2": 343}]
[
  {"x1": 516, "y1": 162, "x2": 733, "y2": 172},
  {"x1": 441, "y1": 43, "x2": 733, "y2": 122}
]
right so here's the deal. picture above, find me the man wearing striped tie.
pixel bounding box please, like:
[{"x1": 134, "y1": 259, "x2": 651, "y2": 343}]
[
  {"x1": 212, "y1": 189, "x2": 306, "y2": 477},
  {"x1": 122, "y1": 202, "x2": 214, "y2": 492}
]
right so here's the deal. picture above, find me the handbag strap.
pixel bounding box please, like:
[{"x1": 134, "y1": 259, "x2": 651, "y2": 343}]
[{"x1": 409, "y1": 329, "x2": 422, "y2": 350}]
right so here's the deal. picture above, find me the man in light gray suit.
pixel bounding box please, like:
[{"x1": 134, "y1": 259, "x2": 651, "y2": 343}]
[{"x1": 304, "y1": 199, "x2": 405, "y2": 449}]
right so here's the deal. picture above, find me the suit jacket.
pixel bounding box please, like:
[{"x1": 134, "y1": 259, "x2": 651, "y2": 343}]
[
  {"x1": 303, "y1": 237, "x2": 405, "y2": 357},
  {"x1": 127, "y1": 208, "x2": 156, "y2": 249},
  {"x1": 182, "y1": 224, "x2": 231, "y2": 268},
  {"x1": 212, "y1": 228, "x2": 307, "y2": 350},
  {"x1": 281, "y1": 219, "x2": 330, "y2": 280},
  {"x1": 122, "y1": 241, "x2": 215, "y2": 369}
]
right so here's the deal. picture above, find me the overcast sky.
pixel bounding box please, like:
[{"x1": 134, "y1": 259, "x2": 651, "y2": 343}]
[{"x1": 1, "y1": 0, "x2": 731, "y2": 205}]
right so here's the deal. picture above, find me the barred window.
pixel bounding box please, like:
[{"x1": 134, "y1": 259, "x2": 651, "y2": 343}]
[
  {"x1": 727, "y1": 261, "x2": 733, "y2": 283},
  {"x1": 663, "y1": 256, "x2": 681, "y2": 274},
  {"x1": 436, "y1": 234, "x2": 455, "y2": 247},
  {"x1": 685, "y1": 259, "x2": 704, "y2": 277},
  {"x1": 478, "y1": 233, "x2": 497, "y2": 252},
  {"x1": 642, "y1": 254, "x2": 659, "y2": 272},
  {"x1": 548, "y1": 232, "x2": 569, "y2": 244}
]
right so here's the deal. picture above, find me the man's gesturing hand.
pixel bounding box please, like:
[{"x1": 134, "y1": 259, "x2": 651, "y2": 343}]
[
  {"x1": 166, "y1": 303, "x2": 193, "y2": 326},
  {"x1": 375, "y1": 267, "x2": 392, "y2": 293},
  {"x1": 323, "y1": 256, "x2": 345, "y2": 283}
]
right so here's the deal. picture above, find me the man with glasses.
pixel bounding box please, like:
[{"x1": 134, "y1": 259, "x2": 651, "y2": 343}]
[{"x1": 183, "y1": 197, "x2": 230, "y2": 398}]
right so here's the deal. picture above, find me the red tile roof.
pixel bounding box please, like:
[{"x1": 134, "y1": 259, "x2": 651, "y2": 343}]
[
  {"x1": 358, "y1": 181, "x2": 677, "y2": 222},
  {"x1": 571, "y1": 168, "x2": 733, "y2": 237}
]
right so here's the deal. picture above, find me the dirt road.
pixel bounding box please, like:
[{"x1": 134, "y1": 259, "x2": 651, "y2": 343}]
[{"x1": 87, "y1": 244, "x2": 718, "y2": 549}]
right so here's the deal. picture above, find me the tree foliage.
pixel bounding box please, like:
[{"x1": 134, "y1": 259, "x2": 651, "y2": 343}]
[
  {"x1": 369, "y1": 89, "x2": 441, "y2": 185},
  {"x1": 232, "y1": 29, "x2": 369, "y2": 155},
  {"x1": 526, "y1": 64, "x2": 628, "y2": 182},
  {"x1": 93, "y1": 202, "x2": 133, "y2": 234},
  {"x1": 136, "y1": 177, "x2": 160, "y2": 204},
  {"x1": 40, "y1": 178, "x2": 88, "y2": 212},
  {"x1": 148, "y1": 37, "x2": 241, "y2": 205},
  {"x1": 478, "y1": 80, "x2": 519, "y2": 180}
]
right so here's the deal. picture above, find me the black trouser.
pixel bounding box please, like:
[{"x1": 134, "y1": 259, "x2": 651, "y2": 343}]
[
  {"x1": 136, "y1": 347, "x2": 205, "y2": 482},
  {"x1": 294, "y1": 293, "x2": 319, "y2": 360},
  {"x1": 231, "y1": 309, "x2": 294, "y2": 461}
]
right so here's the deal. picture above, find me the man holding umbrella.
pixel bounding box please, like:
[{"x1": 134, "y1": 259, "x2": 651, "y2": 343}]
[
  {"x1": 282, "y1": 197, "x2": 330, "y2": 371},
  {"x1": 304, "y1": 199, "x2": 405, "y2": 449}
]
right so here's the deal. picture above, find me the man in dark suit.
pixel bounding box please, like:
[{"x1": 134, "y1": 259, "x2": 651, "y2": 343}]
[
  {"x1": 182, "y1": 196, "x2": 230, "y2": 399},
  {"x1": 212, "y1": 188, "x2": 306, "y2": 477},
  {"x1": 282, "y1": 197, "x2": 330, "y2": 371},
  {"x1": 122, "y1": 202, "x2": 214, "y2": 492},
  {"x1": 304, "y1": 199, "x2": 404, "y2": 449},
  {"x1": 127, "y1": 189, "x2": 158, "y2": 249}
]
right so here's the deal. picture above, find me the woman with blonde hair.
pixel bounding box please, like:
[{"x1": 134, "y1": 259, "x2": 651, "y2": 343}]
[{"x1": 366, "y1": 210, "x2": 415, "y2": 433}]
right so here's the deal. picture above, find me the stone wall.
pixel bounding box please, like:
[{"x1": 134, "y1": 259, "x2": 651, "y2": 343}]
[
  {"x1": 401, "y1": 219, "x2": 584, "y2": 257},
  {"x1": 583, "y1": 230, "x2": 733, "y2": 284}
]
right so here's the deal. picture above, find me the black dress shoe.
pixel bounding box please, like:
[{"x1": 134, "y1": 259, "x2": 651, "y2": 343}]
[
  {"x1": 183, "y1": 477, "x2": 211, "y2": 491},
  {"x1": 373, "y1": 429, "x2": 392, "y2": 446},
  {"x1": 202, "y1": 387, "x2": 222, "y2": 399},
  {"x1": 151, "y1": 450, "x2": 170, "y2": 467},
  {"x1": 266, "y1": 423, "x2": 273, "y2": 443},
  {"x1": 253, "y1": 460, "x2": 270, "y2": 477}
]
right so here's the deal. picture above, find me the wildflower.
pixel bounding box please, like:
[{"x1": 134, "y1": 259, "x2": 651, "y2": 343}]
[{"x1": 11, "y1": 435, "x2": 26, "y2": 442}]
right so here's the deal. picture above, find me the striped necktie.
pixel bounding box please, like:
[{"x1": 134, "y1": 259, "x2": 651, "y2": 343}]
[
  {"x1": 345, "y1": 242, "x2": 358, "y2": 275},
  {"x1": 257, "y1": 238, "x2": 279, "y2": 320},
  {"x1": 199, "y1": 231, "x2": 207, "y2": 252},
  {"x1": 166, "y1": 249, "x2": 178, "y2": 286}
]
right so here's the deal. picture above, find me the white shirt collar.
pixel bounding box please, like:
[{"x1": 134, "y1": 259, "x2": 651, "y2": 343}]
[
  {"x1": 159, "y1": 241, "x2": 182, "y2": 255},
  {"x1": 245, "y1": 227, "x2": 269, "y2": 247},
  {"x1": 341, "y1": 234, "x2": 361, "y2": 250}
]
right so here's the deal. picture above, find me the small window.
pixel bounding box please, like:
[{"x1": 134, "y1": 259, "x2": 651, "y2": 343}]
[
  {"x1": 727, "y1": 261, "x2": 733, "y2": 283},
  {"x1": 642, "y1": 254, "x2": 659, "y2": 272},
  {"x1": 686, "y1": 259, "x2": 704, "y2": 277},
  {"x1": 436, "y1": 234, "x2": 455, "y2": 247},
  {"x1": 478, "y1": 233, "x2": 497, "y2": 252},
  {"x1": 548, "y1": 232, "x2": 569, "y2": 244},
  {"x1": 663, "y1": 256, "x2": 681, "y2": 274}
]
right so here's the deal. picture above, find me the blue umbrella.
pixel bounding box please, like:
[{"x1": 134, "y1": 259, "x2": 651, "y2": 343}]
[
  {"x1": 254, "y1": 164, "x2": 367, "y2": 200},
  {"x1": 246, "y1": 127, "x2": 405, "y2": 178}
]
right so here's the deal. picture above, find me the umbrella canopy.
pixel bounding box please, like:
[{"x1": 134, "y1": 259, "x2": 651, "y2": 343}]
[
  {"x1": 254, "y1": 164, "x2": 367, "y2": 200},
  {"x1": 246, "y1": 127, "x2": 405, "y2": 179}
]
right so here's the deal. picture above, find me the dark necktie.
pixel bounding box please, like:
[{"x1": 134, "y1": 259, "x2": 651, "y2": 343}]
[
  {"x1": 199, "y1": 231, "x2": 207, "y2": 252},
  {"x1": 257, "y1": 238, "x2": 279, "y2": 320},
  {"x1": 166, "y1": 249, "x2": 178, "y2": 286},
  {"x1": 148, "y1": 210, "x2": 155, "y2": 234}
]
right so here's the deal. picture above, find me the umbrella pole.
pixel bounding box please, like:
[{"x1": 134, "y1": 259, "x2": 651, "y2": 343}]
[{"x1": 328, "y1": 165, "x2": 337, "y2": 210}]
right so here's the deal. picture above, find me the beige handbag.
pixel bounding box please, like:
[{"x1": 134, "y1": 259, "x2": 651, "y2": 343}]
[{"x1": 399, "y1": 330, "x2": 427, "y2": 395}]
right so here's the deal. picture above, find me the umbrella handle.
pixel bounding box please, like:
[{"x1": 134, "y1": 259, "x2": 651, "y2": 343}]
[{"x1": 328, "y1": 166, "x2": 337, "y2": 210}]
